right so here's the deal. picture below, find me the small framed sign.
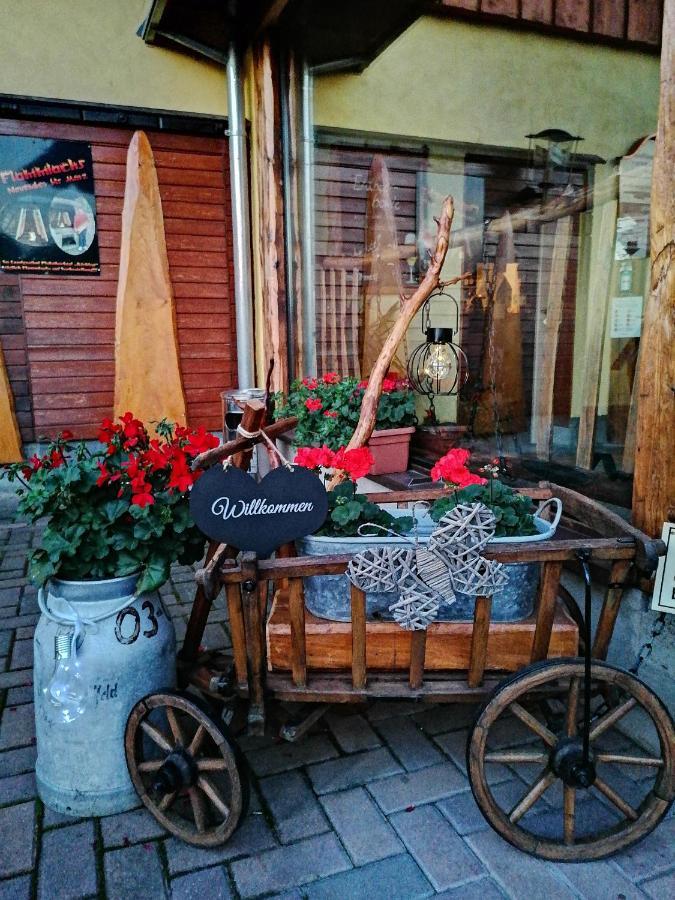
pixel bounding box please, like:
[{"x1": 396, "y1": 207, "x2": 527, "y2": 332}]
[
  {"x1": 652, "y1": 522, "x2": 675, "y2": 615},
  {"x1": 189, "y1": 465, "x2": 328, "y2": 557}
]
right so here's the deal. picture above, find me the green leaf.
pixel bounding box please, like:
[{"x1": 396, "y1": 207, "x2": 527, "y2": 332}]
[
  {"x1": 136, "y1": 554, "x2": 170, "y2": 593},
  {"x1": 28, "y1": 550, "x2": 56, "y2": 586}
]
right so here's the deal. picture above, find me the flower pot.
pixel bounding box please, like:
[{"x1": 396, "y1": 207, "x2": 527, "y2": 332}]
[
  {"x1": 366, "y1": 426, "x2": 416, "y2": 475},
  {"x1": 297, "y1": 499, "x2": 562, "y2": 624},
  {"x1": 33, "y1": 573, "x2": 176, "y2": 817}
]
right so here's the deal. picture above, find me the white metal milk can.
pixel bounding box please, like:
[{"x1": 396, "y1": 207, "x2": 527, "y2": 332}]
[{"x1": 34, "y1": 573, "x2": 176, "y2": 816}]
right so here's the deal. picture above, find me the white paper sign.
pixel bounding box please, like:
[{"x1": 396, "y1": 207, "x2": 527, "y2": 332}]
[
  {"x1": 610, "y1": 295, "x2": 643, "y2": 338},
  {"x1": 652, "y1": 522, "x2": 675, "y2": 614}
]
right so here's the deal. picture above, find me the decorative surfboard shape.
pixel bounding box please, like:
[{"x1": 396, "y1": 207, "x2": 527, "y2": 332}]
[
  {"x1": 0, "y1": 341, "x2": 22, "y2": 462},
  {"x1": 114, "y1": 131, "x2": 187, "y2": 432}
]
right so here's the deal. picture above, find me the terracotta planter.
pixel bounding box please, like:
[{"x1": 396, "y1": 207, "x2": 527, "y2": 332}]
[{"x1": 367, "y1": 426, "x2": 415, "y2": 475}]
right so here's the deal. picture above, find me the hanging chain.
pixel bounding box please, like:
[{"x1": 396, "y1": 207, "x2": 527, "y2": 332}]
[{"x1": 629, "y1": 612, "x2": 667, "y2": 676}]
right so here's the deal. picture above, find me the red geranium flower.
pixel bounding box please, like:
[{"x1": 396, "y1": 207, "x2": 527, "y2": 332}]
[
  {"x1": 323, "y1": 410, "x2": 338, "y2": 418},
  {"x1": 305, "y1": 398, "x2": 323, "y2": 412},
  {"x1": 185, "y1": 426, "x2": 219, "y2": 456},
  {"x1": 332, "y1": 446, "x2": 373, "y2": 481},
  {"x1": 302, "y1": 377, "x2": 318, "y2": 390},
  {"x1": 322, "y1": 372, "x2": 340, "y2": 384},
  {"x1": 60, "y1": 430, "x2": 74, "y2": 441},
  {"x1": 430, "y1": 448, "x2": 486, "y2": 488},
  {"x1": 131, "y1": 488, "x2": 155, "y2": 508},
  {"x1": 49, "y1": 450, "x2": 65, "y2": 468},
  {"x1": 294, "y1": 445, "x2": 334, "y2": 470}
]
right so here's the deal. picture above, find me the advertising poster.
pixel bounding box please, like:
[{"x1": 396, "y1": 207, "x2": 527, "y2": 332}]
[{"x1": 0, "y1": 135, "x2": 100, "y2": 275}]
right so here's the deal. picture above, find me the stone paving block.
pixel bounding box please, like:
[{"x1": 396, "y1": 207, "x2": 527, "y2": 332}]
[
  {"x1": 0, "y1": 744, "x2": 37, "y2": 777},
  {"x1": 230, "y1": 832, "x2": 351, "y2": 898},
  {"x1": 434, "y1": 876, "x2": 507, "y2": 899},
  {"x1": 413, "y1": 704, "x2": 477, "y2": 736},
  {"x1": 368, "y1": 761, "x2": 468, "y2": 814},
  {"x1": 170, "y1": 865, "x2": 233, "y2": 899},
  {"x1": 305, "y1": 852, "x2": 433, "y2": 899},
  {"x1": 321, "y1": 786, "x2": 403, "y2": 865},
  {"x1": 0, "y1": 589, "x2": 19, "y2": 608},
  {"x1": 483, "y1": 713, "x2": 541, "y2": 749},
  {"x1": 0, "y1": 771, "x2": 37, "y2": 806},
  {"x1": 104, "y1": 842, "x2": 166, "y2": 899},
  {"x1": 390, "y1": 804, "x2": 484, "y2": 891},
  {"x1": 326, "y1": 711, "x2": 380, "y2": 753},
  {"x1": 367, "y1": 700, "x2": 421, "y2": 722},
  {"x1": 6, "y1": 684, "x2": 34, "y2": 705},
  {"x1": 41, "y1": 805, "x2": 84, "y2": 829},
  {"x1": 437, "y1": 782, "x2": 525, "y2": 835},
  {"x1": 0, "y1": 702, "x2": 35, "y2": 750},
  {"x1": 100, "y1": 806, "x2": 167, "y2": 847},
  {"x1": 519, "y1": 794, "x2": 620, "y2": 841},
  {"x1": 14, "y1": 626, "x2": 35, "y2": 639},
  {"x1": 18, "y1": 597, "x2": 37, "y2": 617},
  {"x1": 165, "y1": 814, "x2": 276, "y2": 875},
  {"x1": 202, "y1": 623, "x2": 230, "y2": 650},
  {"x1": 0, "y1": 874, "x2": 32, "y2": 900},
  {"x1": 248, "y1": 734, "x2": 339, "y2": 777},
  {"x1": 642, "y1": 868, "x2": 675, "y2": 899},
  {"x1": 258, "y1": 770, "x2": 329, "y2": 843},
  {"x1": 612, "y1": 817, "x2": 675, "y2": 882},
  {"x1": 307, "y1": 747, "x2": 402, "y2": 795},
  {"x1": 0, "y1": 630, "x2": 11, "y2": 655},
  {"x1": 552, "y1": 858, "x2": 647, "y2": 900},
  {"x1": 38, "y1": 820, "x2": 97, "y2": 900},
  {"x1": 466, "y1": 828, "x2": 578, "y2": 899},
  {"x1": 375, "y1": 716, "x2": 444, "y2": 771},
  {"x1": 0, "y1": 801, "x2": 35, "y2": 878},
  {"x1": 0, "y1": 614, "x2": 39, "y2": 632},
  {"x1": 10, "y1": 638, "x2": 32, "y2": 670},
  {"x1": 0, "y1": 668, "x2": 32, "y2": 690}
]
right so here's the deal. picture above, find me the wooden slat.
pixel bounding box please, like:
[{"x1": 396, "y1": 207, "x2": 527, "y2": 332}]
[
  {"x1": 226, "y1": 582, "x2": 248, "y2": 688},
  {"x1": 531, "y1": 562, "x2": 563, "y2": 662},
  {"x1": 468, "y1": 596, "x2": 492, "y2": 688},
  {"x1": 350, "y1": 585, "x2": 367, "y2": 689},
  {"x1": 592, "y1": 559, "x2": 632, "y2": 659},
  {"x1": 409, "y1": 629, "x2": 427, "y2": 689},
  {"x1": 288, "y1": 578, "x2": 307, "y2": 687}
]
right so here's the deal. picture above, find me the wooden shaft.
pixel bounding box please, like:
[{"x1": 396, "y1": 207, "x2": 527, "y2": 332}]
[
  {"x1": 288, "y1": 578, "x2": 307, "y2": 687},
  {"x1": 179, "y1": 540, "x2": 222, "y2": 667},
  {"x1": 191, "y1": 413, "x2": 297, "y2": 470},
  {"x1": 226, "y1": 582, "x2": 248, "y2": 688},
  {"x1": 468, "y1": 596, "x2": 492, "y2": 688},
  {"x1": 409, "y1": 629, "x2": 427, "y2": 690},
  {"x1": 240, "y1": 552, "x2": 266, "y2": 735},
  {"x1": 591, "y1": 559, "x2": 632, "y2": 660},
  {"x1": 531, "y1": 562, "x2": 563, "y2": 662},
  {"x1": 350, "y1": 585, "x2": 367, "y2": 689}
]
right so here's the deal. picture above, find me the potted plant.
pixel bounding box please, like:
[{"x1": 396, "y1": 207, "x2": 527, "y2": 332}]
[
  {"x1": 274, "y1": 372, "x2": 417, "y2": 475},
  {"x1": 428, "y1": 449, "x2": 562, "y2": 621},
  {"x1": 1, "y1": 414, "x2": 219, "y2": 817}
]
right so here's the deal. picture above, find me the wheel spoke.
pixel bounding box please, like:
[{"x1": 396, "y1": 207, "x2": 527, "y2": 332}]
[
  {"x1": 563, "y1": 785, "x2": 575, "y2": 845},
  {"x1": 198, "y1": 776, "x2": 230, "y2": 819},
  {"x1": 595, "y1": 753, "x2": 663, "y2": 768},
  {"x1": 138, "y1": 760, "x2": 164, "y2": 773},
  {"x1": 509, "y1": 702, "x2": 557, "y2": 746},
  {"x1": 189, "y1": 787, "x2": 208, "y2": 832},
  {"x1": 188, "y1": 724, "x2": 206, "y2": 758},
  {"x1": 566, "y1": 677, "x2": 580, "y2": 737},
  {"x1": 140, "y1": 719, "x2": 174, "y2": 753},
  {"x1": 485, "y1": 751, "x2": 550, "y2": 764},
  {"x1": 166, "y1": 706, "x2": 185, "y2": 746},
  {"x1": 197, "y1": 758, "x2": 228, "y2": 771},
  {"x1": 593, "y1": 775, "x2": 639, "y2": 821},
  {"x1": 158, "y1": 790, "x2": 177, "y2": 812},
  {"x1": 589, "y1": 697, "x2": 637, "y2": 742},
  {"x1": 509, "y1": 769, "x2": 556, "y2": 823}
]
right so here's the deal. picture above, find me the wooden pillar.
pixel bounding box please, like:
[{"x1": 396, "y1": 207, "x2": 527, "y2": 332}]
[
  {"x1": 251, "y1": 34, "x2": 289, "y2": 393},
  {"x1": 632, "y1": 0, "x2": 675, "y2": 536}
]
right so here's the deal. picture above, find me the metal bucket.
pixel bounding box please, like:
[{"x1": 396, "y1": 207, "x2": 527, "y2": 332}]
[
  {"x1": 34, "y1": 573, "x2": 176, "y2": 817},
  {"x1": 298, "y1": 500, "x2": 562, "y2": 623}
]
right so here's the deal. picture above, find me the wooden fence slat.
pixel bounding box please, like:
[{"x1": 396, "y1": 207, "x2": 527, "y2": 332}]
[
  {"x1": 288, "y1": 579, "x2": 307, "y2": 687},
  {"x1": 351, "y1": 585, "x2": 367, "y2": 689},
  {"x1": 531, "y1": 562, "x2": 563, "y2": 661},
  {"x1": 468, "y1": 596, "x2": 492, "y2": 688}
]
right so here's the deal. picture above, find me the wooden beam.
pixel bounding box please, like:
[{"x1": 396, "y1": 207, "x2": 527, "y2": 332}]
[
  {"x1": 633, "y1": 0, "x2": 675, "y2": 536},
  {"x1": 0, "y1": 342, "x2": 22, "y2": 462},
  {"x1": 251, "y1": 34, "x2": 288, "y2": 392}
]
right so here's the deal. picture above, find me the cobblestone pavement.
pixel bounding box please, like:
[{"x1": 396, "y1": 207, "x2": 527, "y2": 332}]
[{"x1": 0, "y1": 518, "x2": 673, "y2": 899}]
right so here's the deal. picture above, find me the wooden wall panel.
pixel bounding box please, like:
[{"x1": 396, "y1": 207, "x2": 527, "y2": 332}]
[{"x1": 0, "y1": 119, "x2": 236, "y2": 441}]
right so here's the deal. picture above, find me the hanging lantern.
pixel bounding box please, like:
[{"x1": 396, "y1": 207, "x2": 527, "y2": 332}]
[
  {"x1": 524, "y1": 129, "x2": 584, "y2": 199},
  {"x1": 407, "y1": 288, "x2": 469, "y2": 424}
]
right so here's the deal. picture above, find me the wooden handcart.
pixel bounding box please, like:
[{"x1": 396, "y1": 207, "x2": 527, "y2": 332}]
[{"x1": 124, "y1": 409, "x2": 674, "y2": 861}]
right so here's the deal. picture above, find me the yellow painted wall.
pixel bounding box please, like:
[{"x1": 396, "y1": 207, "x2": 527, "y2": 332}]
[
  {"x1": 314, "y1": 17, "x2": 659, "y2": 162},
  {"x1": 0, "y1": 0, "x2": 227, "y2": 115}
]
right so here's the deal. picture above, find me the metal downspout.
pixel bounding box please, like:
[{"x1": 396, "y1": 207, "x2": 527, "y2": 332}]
[
  {"x1": 227, "y1": 42, "x2": 255, "y2": 389},
  {"x1": 300, "y1": 60, "x2": 316, "y2": 376}
]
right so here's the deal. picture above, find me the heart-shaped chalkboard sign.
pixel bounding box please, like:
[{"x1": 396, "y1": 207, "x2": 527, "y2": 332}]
[{"x1": 189, "y1": 465, "x2": 329, "y2": 557}]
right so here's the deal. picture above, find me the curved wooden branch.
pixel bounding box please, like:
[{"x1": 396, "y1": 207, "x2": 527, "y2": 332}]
[{"x1": 327, "y1": 196, "x2": 455, "y2": 489}]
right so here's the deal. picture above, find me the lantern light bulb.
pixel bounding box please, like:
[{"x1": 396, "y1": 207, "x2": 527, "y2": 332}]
[
  {"x1": 46, "y1": 633, "x2": 87, "y2": 724},
  {"x1": 423, "y1": 343, "x2": 454, "y2": 381}
]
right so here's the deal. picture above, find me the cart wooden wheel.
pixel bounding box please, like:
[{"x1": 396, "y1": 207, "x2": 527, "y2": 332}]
[
  {"x1": 467, "y1": 659, "x2": 674, "y2": 861},
  {"x1": 125, "y1": 691, "x2": 249, "y2": 847}
]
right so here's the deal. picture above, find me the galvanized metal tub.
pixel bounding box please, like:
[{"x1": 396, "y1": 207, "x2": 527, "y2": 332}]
[
  {"x1": 297, "y1": 500, "x2": 561, "y2": 623},
  {"x1": 34, "y1": 573, "x2": 176, "y2": 817}
]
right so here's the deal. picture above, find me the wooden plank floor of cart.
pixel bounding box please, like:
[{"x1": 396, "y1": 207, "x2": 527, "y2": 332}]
[{"x1": 266, "y1": 590, "x2": 578, "y2": 673}]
